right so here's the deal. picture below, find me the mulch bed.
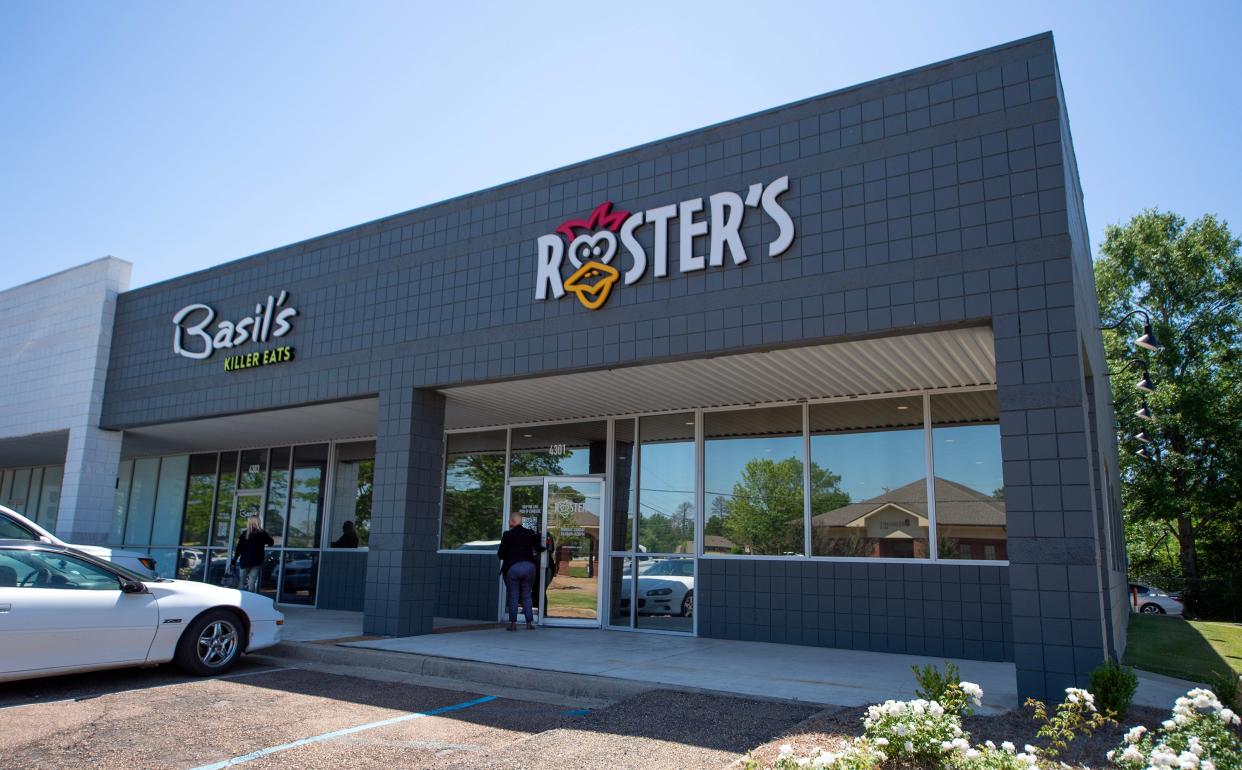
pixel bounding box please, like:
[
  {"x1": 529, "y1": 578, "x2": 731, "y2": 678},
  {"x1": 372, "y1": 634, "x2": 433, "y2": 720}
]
[{"x1": 741, "y1": 703, "x2": 1170, "y2": 769}]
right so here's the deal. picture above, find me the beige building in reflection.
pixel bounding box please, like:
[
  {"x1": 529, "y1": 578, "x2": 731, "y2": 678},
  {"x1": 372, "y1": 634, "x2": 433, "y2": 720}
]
[{"x1": 812, "y1": 478, "x2": 1006, "y2": 560}]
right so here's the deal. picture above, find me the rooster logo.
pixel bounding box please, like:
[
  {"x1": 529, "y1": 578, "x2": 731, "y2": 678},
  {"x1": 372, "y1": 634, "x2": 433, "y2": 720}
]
[{"x1": 556, "y1": 201, "x2": 629, "y2": 310}]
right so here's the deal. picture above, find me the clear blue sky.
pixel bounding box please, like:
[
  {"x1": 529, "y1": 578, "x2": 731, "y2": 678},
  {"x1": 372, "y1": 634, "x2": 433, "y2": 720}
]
[{"x1": 1, "y1": 1, "x2": 1238, "y2": 290}]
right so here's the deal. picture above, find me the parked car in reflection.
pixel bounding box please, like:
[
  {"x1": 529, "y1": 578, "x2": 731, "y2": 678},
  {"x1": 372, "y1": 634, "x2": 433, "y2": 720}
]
[
  {"x1": 620, "y1": 558, "x2": 694, "y2": 617},
  {"x1": 1129, "y1": 582, "x2": 1183, "y2": 615},
  {"x1": 0, "y1": 505, "x2": 158, "y2": 577},
  {"x1": 456, "y1": 540, "x2": 502, "y2": 552},
  {"x1": 0, "y1": 540, "x2": 283, "y2": 682}
]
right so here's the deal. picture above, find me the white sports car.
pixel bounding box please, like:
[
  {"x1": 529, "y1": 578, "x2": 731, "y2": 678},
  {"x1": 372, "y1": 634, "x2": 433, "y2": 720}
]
[
  {"x1": 1, "y1": 504, "x2": 159, "y2": 577},
  {"x1": 0, "y1": 540, "x2": 283, "y2": 683},
  {"x1": 620, "y1": 558, "x2": 695, "y2": 617}
]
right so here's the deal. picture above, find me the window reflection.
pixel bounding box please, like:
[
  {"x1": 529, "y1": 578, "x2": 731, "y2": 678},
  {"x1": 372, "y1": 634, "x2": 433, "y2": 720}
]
[
  {"x1": 266, "y1": 447, "x2": 290, "y2": 546},
  {"x1": 182, "y1": 454, "x2": 217, "y2": 546},
  {"x1": 441, "y1": 430, "x2": 507, "y2": 550},
  {"x1": 611, "y1": 419, "x2": 636, "y2": 553},
  {"x1": 632, "y1": 556, "x2": 694, "y2": 632},
  {"x1": 508, "y1": 421, "x2": 607, "y2": 477},
  {"x1": 932, "y1": 392, "x2": 1006, "y2": 560},
  {"x1": 286, "y1": 444, "x2": 327, "y2": 548},
  {"x1": 809, "y1": 397, "x2": 929, "y2": 558},
  {"x1": 704, "y1": 406, "x2": 805, "y2": 555},
  {"x1": 638, "y1": 413, "x2": 696, "y2": 555},
  {"x1": 329, "y1": 441, "x2": 374, "y2": 548}
]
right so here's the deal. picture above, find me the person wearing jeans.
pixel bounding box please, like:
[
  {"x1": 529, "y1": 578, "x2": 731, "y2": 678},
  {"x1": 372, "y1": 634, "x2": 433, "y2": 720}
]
[
  {"x1": 497, "y1": 512, "x2": 543, "y2": 631},
  {"x1": 233, "y1": 516, "x2": 273, "y2": 593}
]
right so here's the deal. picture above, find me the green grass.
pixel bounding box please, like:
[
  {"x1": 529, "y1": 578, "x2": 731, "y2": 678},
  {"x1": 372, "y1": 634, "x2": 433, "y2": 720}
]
[{"x1": 1124, "y1": 614, "x2": 1242, "y2": 683}]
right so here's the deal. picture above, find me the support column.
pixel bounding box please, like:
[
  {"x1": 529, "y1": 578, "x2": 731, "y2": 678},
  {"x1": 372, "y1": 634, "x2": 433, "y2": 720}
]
[
  {"x1": 56, "y1": 425, "x2": 123, "y2": 544},
  {"x1": 364, "y1": 387, "x2": 445, "y2": 636},
  {"x1": 996, "y1": 299, "x2": 1108, "y2": 701}
]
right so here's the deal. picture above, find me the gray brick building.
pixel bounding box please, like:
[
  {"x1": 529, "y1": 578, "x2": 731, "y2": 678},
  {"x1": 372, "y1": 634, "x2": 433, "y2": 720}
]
[{"x1": 40, "y1": 32, "x2": 1128, "y2": 700}]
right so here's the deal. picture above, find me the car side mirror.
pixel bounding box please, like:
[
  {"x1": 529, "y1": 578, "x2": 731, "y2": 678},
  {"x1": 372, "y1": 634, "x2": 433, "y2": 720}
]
[{"x1": 121, "y1": 578, "x2": 148, "y2": 594}]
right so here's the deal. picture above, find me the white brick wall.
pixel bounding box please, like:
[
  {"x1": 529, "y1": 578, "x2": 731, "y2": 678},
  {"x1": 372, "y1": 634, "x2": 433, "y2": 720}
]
[{"x1": 0, "y1": 257, "x2": 131, "y2": 543}]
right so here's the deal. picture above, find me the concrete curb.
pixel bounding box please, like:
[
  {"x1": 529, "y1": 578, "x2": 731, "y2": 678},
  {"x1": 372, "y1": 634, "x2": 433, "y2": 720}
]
[
  {"x1": 257, "y1": 640, "x2": 869, "y2": 709},
  {"x1": 259, "y1": 641, "x2": 656, "y2": 704}
]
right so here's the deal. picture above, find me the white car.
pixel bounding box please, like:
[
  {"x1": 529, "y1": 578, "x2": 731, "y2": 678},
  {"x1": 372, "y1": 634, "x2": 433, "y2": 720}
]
[
  {"x1": 0, "y1": 504, "x2": 158, "y2": 577},
  {"x1": 1129, "y1": 583, "x2": 1184, "y2": 615},
  {"x1": 0, "y1": 540, "x2": 284, "y2": 682},
  {"x1": 620, "y1": 558, "x2": 695, "y2": 617}
]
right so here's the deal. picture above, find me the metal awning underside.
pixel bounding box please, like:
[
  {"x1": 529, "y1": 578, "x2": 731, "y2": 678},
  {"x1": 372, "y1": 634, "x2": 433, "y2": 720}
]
[{"x1": 441, "y1": 326, "x2": 996, "y2": 430}]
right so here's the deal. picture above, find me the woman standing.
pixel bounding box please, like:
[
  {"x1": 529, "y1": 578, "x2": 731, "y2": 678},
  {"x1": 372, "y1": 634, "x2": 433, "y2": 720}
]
[
  {"x1": 233, "y1": 516, "x2": 274, "y2": 593},
  {"x1": 497, "y1": 512, "x2": 544, "y2": 631}
]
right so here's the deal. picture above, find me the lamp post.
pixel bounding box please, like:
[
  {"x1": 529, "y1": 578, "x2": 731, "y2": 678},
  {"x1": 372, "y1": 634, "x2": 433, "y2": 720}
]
[{"x1": 1101, "y1": 309, "x2": 1162, "y2": 352}]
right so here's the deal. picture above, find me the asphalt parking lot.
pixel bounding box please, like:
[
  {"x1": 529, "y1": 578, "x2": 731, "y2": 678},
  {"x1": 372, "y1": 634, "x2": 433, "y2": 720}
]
[{"x1": 0, "y1": 661, "x2": 820, "y2": 769}]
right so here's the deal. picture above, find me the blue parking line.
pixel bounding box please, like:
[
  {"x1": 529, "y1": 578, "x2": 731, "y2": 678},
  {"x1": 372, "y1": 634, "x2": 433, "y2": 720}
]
[
  {"x1": 562, "y1": 708, "x2": 592, "y2": 716},
  {"x1": 190, "y1": 694, "x2": 497, "y2": 769}
]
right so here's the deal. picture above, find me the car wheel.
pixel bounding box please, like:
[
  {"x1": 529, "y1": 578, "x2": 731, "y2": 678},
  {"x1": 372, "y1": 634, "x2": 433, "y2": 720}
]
[
  {"x1": 680, "y1": 590, "x2": 693, "y2": 617},
  {"x1": 176, "y1": 609, "x2": 244, "y2": 675},
  {"x1": 1140, "y1": 603, "x2": 1165, "y2": 615}
]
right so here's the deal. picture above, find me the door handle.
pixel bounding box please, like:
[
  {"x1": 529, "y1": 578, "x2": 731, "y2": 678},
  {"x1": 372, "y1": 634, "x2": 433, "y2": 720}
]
[{"x1": 0, "y1": 603, "x2": 10, "y2": 613}]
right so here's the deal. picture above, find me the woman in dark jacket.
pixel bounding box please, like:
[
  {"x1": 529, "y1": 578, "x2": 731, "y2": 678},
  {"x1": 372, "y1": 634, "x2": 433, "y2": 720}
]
[
  {"x1": 233, "y1": 516, "x2": 274, "y2": 592},
  {"x1": 497, "y1": 512, "x2": 544, "y2": 631}
]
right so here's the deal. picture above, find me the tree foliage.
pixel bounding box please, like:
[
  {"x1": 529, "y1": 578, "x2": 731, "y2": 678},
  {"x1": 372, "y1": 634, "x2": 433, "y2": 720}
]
[
  {"x1": 719, "y1": 457, "x2": 849, "y2": 554},
  {"x1": 1095, "y1": 209, "x2": 1242, "y2": 617}
]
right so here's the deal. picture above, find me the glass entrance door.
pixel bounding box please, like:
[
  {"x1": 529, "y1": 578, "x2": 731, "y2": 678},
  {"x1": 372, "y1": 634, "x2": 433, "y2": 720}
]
[
  {"x1": 542, "y1": 478, "x2": 602, "y2": 625},
  {"x1": 502, "y1": 476, "x2": 603, "y2": 626}
]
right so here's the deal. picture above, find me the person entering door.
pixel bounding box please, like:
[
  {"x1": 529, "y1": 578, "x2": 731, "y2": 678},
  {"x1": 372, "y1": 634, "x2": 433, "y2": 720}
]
[{"x1": 497, "y1": 511, "x2": 543, "y2": 631}]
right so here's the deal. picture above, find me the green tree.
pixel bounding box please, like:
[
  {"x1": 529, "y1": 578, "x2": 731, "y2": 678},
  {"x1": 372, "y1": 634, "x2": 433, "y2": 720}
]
[
  {"x1": 442, "y1": 452, "x2": 564, "y2": 549},
  {"x1": 1095, "y1": 210, "x2": 1242, "y2": 614},
  {"x1": 720, "y1": 457, "x2": 849, "y2": 554}
]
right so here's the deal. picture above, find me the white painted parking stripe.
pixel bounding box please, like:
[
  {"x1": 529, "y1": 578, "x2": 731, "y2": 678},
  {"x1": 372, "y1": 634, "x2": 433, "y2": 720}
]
[{"x1": 189, "y1": 694, "x2": 498, "y2": 769}]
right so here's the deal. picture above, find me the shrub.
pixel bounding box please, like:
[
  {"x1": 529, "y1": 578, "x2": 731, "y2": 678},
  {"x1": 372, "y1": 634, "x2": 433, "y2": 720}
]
[
  {"x1": 913, "y1": 660, "x2": 961, "y2": 703},
  {"x1": 1208, "y1": 671, "x2": 1241, "y2": 711},
  {"x1": 1108, "y1": 688, "x2": 1241, "y2": 770},
  {"x1": 1024, "y1": 687, "x2": 1115, "y2": 759},
  {"x1": 1090, "y1": 659, "x2": 1140, "y2": 718}
]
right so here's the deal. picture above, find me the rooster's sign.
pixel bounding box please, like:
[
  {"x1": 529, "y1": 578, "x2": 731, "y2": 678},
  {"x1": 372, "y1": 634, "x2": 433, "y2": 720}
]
[{"x1": 535, "y1": 176, "x2": 794, "y2": 310}]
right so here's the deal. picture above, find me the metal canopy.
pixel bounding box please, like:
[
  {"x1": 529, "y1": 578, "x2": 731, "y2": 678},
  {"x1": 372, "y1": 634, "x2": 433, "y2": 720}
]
[{"x1": 441, "y1": 326, "x2": 996, "y2": 430}]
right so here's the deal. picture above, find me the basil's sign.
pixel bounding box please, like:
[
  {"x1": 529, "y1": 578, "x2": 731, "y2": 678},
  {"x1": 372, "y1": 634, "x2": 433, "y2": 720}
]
[{"x1": 172, "y1": 290, "x2": 298, "y2": 371}]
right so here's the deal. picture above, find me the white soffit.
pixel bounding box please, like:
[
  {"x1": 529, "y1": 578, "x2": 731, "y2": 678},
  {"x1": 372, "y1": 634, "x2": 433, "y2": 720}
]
[
  {"x1": 442, "y1": 326, "x2": 996, "y2": 430},
  {"x1": 121, "y1": 398, "x2": 379, "y2": 458}
]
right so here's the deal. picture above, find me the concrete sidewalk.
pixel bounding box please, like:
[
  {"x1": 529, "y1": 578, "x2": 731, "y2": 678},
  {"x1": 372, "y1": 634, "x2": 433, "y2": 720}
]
[
  {"x1": 272, "y1": 610, "x2": 1200, "y2": 714},
  {"x1": 345, "y1": 627, "x2": 1020, "y2": 713}
]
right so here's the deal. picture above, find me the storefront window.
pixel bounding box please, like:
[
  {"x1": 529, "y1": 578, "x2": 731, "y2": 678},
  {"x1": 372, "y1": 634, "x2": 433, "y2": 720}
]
[
  {"x1": 611, "y1": 419, "x2": 636, "y2": 553},
  {"x1": 509, "y1": 421, "x2": 607, "y2": 477},
  {"x1": 704, "y1": 405, "x2": 805, "y2": 556},
  {"x1": 210, "y1": 452, "x2": 238, "y2": 546},
  {"x1": 238, "y1": 448, "x2": 267, "y2": 490},
  {"x1": 638, "y1": 413, "x2": 696, "y2": 555},
  {"x1": 266, "y1": 447, "x2": 291, "y2": 546},
  {"x1": 5, "y1": 468, "x2": 31, "y2": 514},
  {"x1": 286, "y1": 444, "x2": 328, "y2": 548},
  {"x1": 280, "y1": 550, "x2": 319, "y2": 604},
  {"x1": 125, "y1": 458, "x2": 159, "y2": 545},
  {"x1": 181, "y1": 454, "x2": 216, "y2": 546},
  {"x1": 328, "y1": 441, "x2": 374, "y2": 548},
  {"x1": 111, "y1": 460, "x2": 133, "y2": 543},
  {"x1": 809, "y1": 397, "x2": 929, "y2": 558},
  {"x1": 35, "y1": 466, "x2": 62, "y2": 531},
  {"x1": 440, "y1": 430, "x2": 506, "y2": 550},
  {"x1": 932, "y1": 392, "x2": 1006, "y2": 560},
  {"x1": 151, "y1": 455, "x2": 189, "y2": 546}
]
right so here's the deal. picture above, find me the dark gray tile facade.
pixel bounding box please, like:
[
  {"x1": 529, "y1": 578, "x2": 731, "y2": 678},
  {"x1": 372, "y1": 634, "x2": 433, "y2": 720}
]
[{"x1": 99, "y1": 33, "x2": 1125, "y2": 699}]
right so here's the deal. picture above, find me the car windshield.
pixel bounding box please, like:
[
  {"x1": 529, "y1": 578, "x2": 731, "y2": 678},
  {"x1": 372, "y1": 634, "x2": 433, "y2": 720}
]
[
  {"x1": 0, "y1": 512, "x2": 39, "y2": 540},
  {"x1": 0, "y1": 548, "x2": 126, "y2": 590},
  {"x1": 60, "y1": 547, "x2": 152, "y2": 582},
  {"x1": 643, "y1": 561, "x2": 693, "y2": 577}
]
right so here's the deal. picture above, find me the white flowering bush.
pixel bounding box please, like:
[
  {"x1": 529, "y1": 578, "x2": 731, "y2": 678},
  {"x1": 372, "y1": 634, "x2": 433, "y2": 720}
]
[
  {"x1": 1107, "y1": 688, "x2": 1241, "y2": 770},
  {"x1": 747, "y1": 681, "x2": 1240, "y2": 770},
  {"x1": 862, "y1": 682, "x2": 982, "y2": 764}
]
